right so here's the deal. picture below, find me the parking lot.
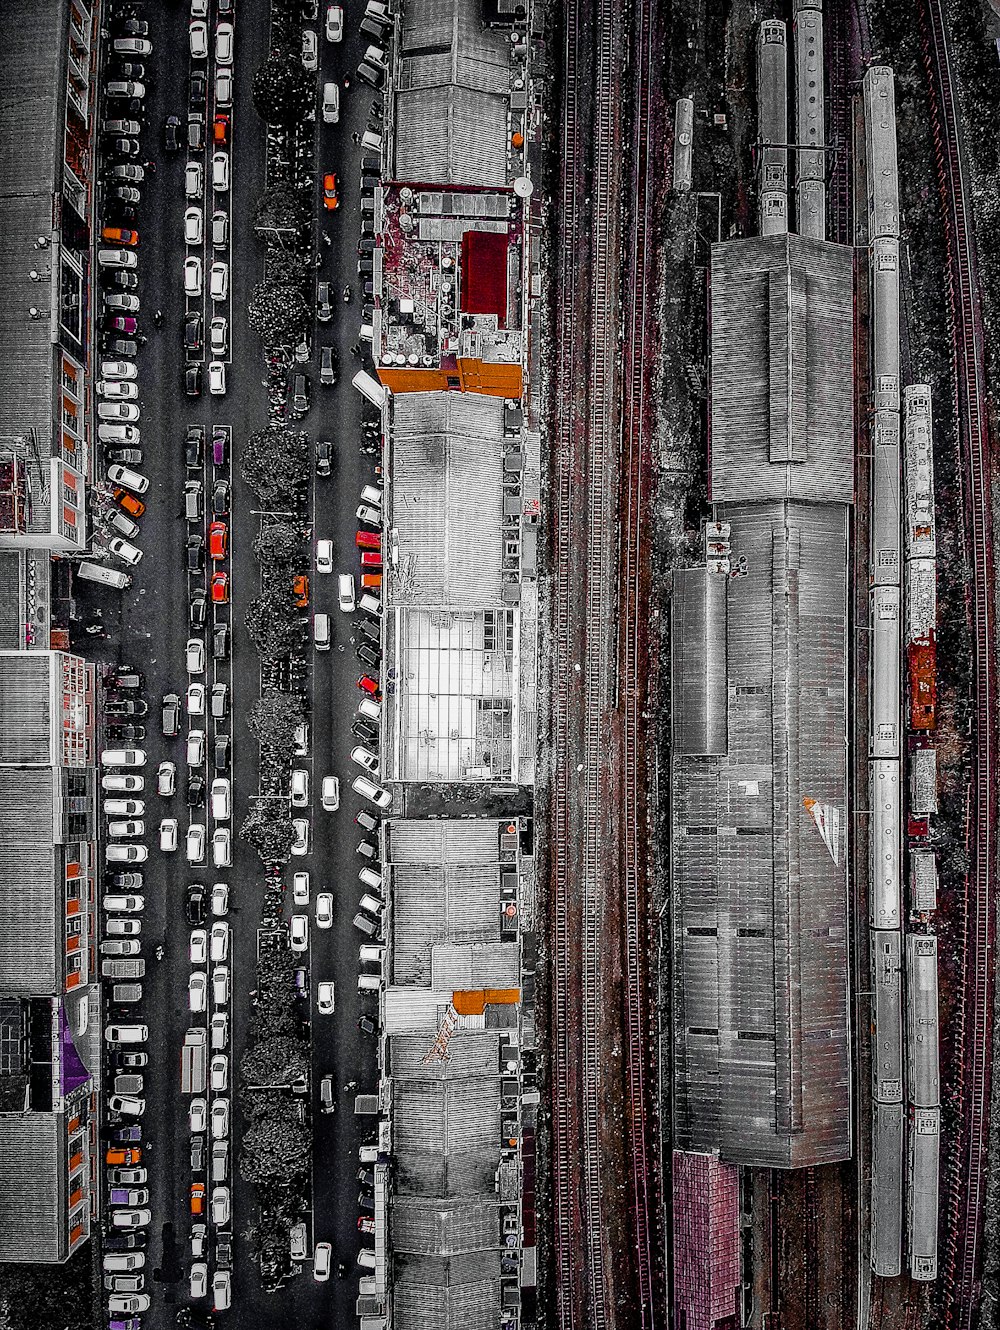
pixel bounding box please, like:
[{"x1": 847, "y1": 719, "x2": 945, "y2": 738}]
[{"x1": 84, "y1": 2, "x2": 391, "y2": 1325}]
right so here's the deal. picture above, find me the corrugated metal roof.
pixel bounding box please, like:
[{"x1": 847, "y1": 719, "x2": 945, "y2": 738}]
[
  {"x1": 671, "y1": 501, "x2": 851, "y2": 1167},
  {"x1": 390, "y1": 1032, "x2": 500, "y2": 1080},
  {"x1": 393, "y1": 1077, "x2": 500, "y2": 1195},
  {"x1": 392, "y1": 1251, "x2": 502, "y2": 1330},
  {"x1": 400, "y1": 0, "x2": 509, "y2": 93},
  {"x1": 671, "y1": 1151, "x2": 740, "y2": 1330},
  {"x1": 430, "y1": 941, "x2": 519, "y2": 989},
  {"x1": 387, "y1": 818, "x2": 499, "y2": 864},
  {"x1": 392, "y1": 864, "x2": 501, "y2": 985},
  {"x1": 0, "y1": 768, "x2": 59, "y2": 993},
  {"x1": 0, "y1": 651, "x2": 54, "y2": 763},
  {"x1": 0, "y1": 555, "x2": 24, "y2": 649},
  {"x1": 391, "y1": 1196, "x2": 501, "y2": 1255},
  {"x1": 390, "y1": 395, "x2": 506, "y2": 607},
  {"x1": 710, "y1": 235, "x2": 854, "y2": 504},
  {"x1": 0, "y1": 1112, "x2": 66, "y2": 1261},
  {"x1": 671, "y1": 567, "x2": 728, "y2": 756}
]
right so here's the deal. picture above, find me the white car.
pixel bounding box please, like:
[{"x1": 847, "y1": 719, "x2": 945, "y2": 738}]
[
  {"x1": 110, "y1": 1211, "x2": 151, "y2": 1231},
  {"x1": 186, "y1": 682, "x2": 205, "y2": 715},
  {"x1": 356, "y1": 503, "x2": 381, "y2": 526},
  {"x1": 189, "y1": 19, "x2": 208, "y2": 57},
  {"x1": 208, "y1": 361, "x2": 226, "y2": 396},
  {"x1": 212, "y1": 152, "x2": 230, "y2": 192},
  {"x1": 157, "y1": 761, "x2": 176, "y2": 796},
  {"x1": 338, "y1": 573, "x2": 355, "y2": 612},
  {"x1": 100, "y1": 402, "x2": 140, "y2": 423},
  {"x1": 211, "y1": 882, "x2": 229, "y2": 917},
  {"x1": 213, "y1": 1271, "x2": 232, "y2": 1312},
  {"x1": 187, "y1": 824, "x2": 206, "y2": 864},
  {"x1": 317, "y1": 982, "x2": 335, "y2": 1015},
  {"x1": 316, "y1": 539, "x2": 333, "y2": 573},
  {"x1": 291, "y1": 818, "x2": 310, "y2": 856},
  {"x1": 189, "y1": 972, "x2": 207, "y2": 1013},
  {"x1": 184, "y1": 206, "x2": 203, "y2": 245},
  {"x1": 215, "y1": 68, "x2": 233, "y2": 107},
  {"x1": 210, "y1": 922, "x2": 230, "y2": 963},
  {"x1": 184, "y1": 256, "x2": 203, "y2": 296},
  {"x1": 352, "y1": 775, "x2": 392, "y2": 809},
  {"x1": 190, "y1": 1263, "x2": 208, "y2": 1300},
  {"x1": 107, "y1": 465, "x2": 148, "y2": 494},
  {"x1": 186, "y1": 638, "x2": 205, "y2": 674},
  {"x1": 292, "y1": 871, "x2": 310, "y2": 906},
  {"x1": 212, "y1": 827, "x2": 231, "y2": 867},
  {"x1": 101, "y1": 360, "x2": 138, "y2": 380},
  {"x1": 99, "y1": 248, "x2": 138, "y2": 269},
  {"x1": 191, "y1": 1223, "x2": 207, "y2": 1259},
  {"x1": 291, "y1": 768, "x2": 309, "y2": 806},
  {"x1": 108, "y1": 537, "x2": 142, "y2": 566},
  {"x1": 97, "y1": 379, "x2": 139, "y2": 400},
  {"x1": 316, "y1": 893, "x2": 333, "y2": 929},
  {"x1": 211, "y1": 1184, "x2": 230, "y2": 1225},
  {"x1": 351, "y1": 745, "x2": 379, "y2": 775},
  {"x1": 114, "y1": 36, "x2": 152, "y2": 55},
  {"x1": 187, "y1": 730, "x2": 205, "y2": 766},
  {"x1": 290, "y1": 914, "x2": 308, "y2": 952},
  {"x1": 159, "y1": 818, "x2": 178, "y2": 852},
  {"x1": 212, "y1": 966, "x2": 229, "y2": 1006},
  {"x1": 102, "y1": 774, "x2": 144, "y2": 792},
  {"x1": 211, "y1": 778, "x2": 231, "y2": 821},
  {"x1": 325, "y1": 4, "x2": 344, "y2": 40},
  {"x1": 107, "y1": 844, "x2": 149, "y2": 863},
  {"x1": 107, "y1": 820, "x2": 144, "y2": 840},
  {"x1": 210, "y1": 262, "x2": 229, "y2": 301},
  {"x1": 216, "y1": 21, "x2": 234, "y2": 64},
  {"x1": 99, "y1": 423, "x2": 140, "y2": 445},
  {"x1": 211, "y1": 1099, "x2": 229, "y2": 1139},
  {"x1": 313, "y1": 1242, "x2": 332, "y2": 1281},
  {"x1": 302, "y1": 27, "x2": 318, "y2": 68},
  {"x1": 210, "y1": 1012, "x2": 228, "y2": 1049},
  {"x1": 190, "y1": 930, "x2": 208, "y2": 964},
  {"x1": 185, "y1": 160, "x2": 203, "y2": 197},
  {"x1": 321, "y1": 776, "x2": 340, "y2": 811},
  {"x1": 189, "y1": 1097, "x2": 207, "y2": 1133},
  {"x1": 210, "y1": 317, "x2": 228, "y2": 355},
  {"x1": 102, "y1": 748, "x2": 147, "y2": 767},
  {"x1": 210, "y1": 1055, "x2": 228, "y2": 1093}
]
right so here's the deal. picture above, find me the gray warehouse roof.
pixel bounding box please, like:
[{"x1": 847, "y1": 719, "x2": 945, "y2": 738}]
[
  {"x1": 0, "y1": 0, "x2": 65, "y2": 450},
  {"x1": 392, "y1": 864, "x2": 501, "y2": 986},
  {"x1": 391, "y1": 1196, "x2": 501, "y2": 1255},
  {"x1": 671, "y1": 500, "x2": 851, "y2": 1167},
  {"x1": 387, "y1": 819, "x2": 501, "y2": 864},
  {"x1": 393, "y1": 1077, "x2": 500, "y2": 1195},
  {"x1": 394, "y1": 0, "x2": 510, "y2": 188},
  {"x1": 390, "y1": 394, "x2": 507, "y2": 607},
  {"x1": 0, "y1": 651, "x2": 54, "y2": 764},
  {"x1": 709, "y1": 234, "x2": 854, "y2": 504},
  {"x1": 0, "y1": 768, "x2": 59, "y2": 994},
  {"x1": 0, "y1": 1113, "x2": 67, "y2": 1261},
  {"x1": 393, "y1": 1251, "x2": 503, "y2": 1330}
]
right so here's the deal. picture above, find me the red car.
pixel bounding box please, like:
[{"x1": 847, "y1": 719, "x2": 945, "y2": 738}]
[
  {"x1": 360, "y1": 550, "x2": 382, "y2": 569},
  {"x1": 322, "y1": 172, "x2": 339, "y2": 211},
  {"x1": 355, "y1": 530, "x2": 381, "y2": 550},
  {"x1": 211, "y1": 571, "x2": 229, "y2": 603},
  {"x1": 357, "y1": 676, "x2": 380, "y2": 697},
  {"x1": 209, "y1": 521, "x2": 227, "y2": 560},
  {"x1": 213, "y1": 114, "x2": 229, "y2": 144}
]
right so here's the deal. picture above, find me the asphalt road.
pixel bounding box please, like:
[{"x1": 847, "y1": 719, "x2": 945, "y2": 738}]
[{"x1": 83, "y1": 2, "x2": 386, "y2": 1323}]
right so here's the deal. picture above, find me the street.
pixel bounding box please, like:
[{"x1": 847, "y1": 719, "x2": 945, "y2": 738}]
[{"x1": 82, "y1": 2, "x2": 386, "y2": 1323}]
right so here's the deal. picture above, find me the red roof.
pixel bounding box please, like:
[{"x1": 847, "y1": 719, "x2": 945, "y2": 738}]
[
  {"x1": 671, "y1": 1150, "x2": 740, "y2": 1330},
  {"x1": 460, "y1": 229, "x2": 508, "y2": 322}
]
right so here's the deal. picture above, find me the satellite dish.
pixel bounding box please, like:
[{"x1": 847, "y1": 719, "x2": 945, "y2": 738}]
[{"x1": 513, "y1": 176, "x2": 533, "y2": 199}]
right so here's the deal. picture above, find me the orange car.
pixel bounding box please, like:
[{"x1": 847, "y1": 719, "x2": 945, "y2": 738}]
[
  {"x1": 213, "y1": 114, "x2": 229, "y2": 144},
  {"x1": 360, "y1": 573, "x2": 382, "y2": 590},
  {"x1": 102, "y1": 226, "x2": 139, "y2": 246},
  {"x1": 106, "y1": 1147, "x2": 141, "y2": 1166},
  {"x1": 114, "y1": 488, "x2": 145, "y2": 518},
  {"x1": 190, "y1": 1183, "x2": 205, "y2": 1215},
  {"x1": 293, "y1": 574, "x2": 309, "y2": 608},
  {"x1": 322, "y1": 173, "x2": 339, "y2": 211}
]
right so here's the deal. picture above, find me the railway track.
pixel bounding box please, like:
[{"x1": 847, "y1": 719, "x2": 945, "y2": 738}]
[{"x1": 919, "y1": 2, "x2": 996, "y2": 1323}]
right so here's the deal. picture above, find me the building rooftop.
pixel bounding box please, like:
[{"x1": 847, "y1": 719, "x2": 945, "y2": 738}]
[
  {"x1": 0, "y1": 768, "x2": 59, "y2": 994},
  {"x1": 0, "y1": 651, "x2": 55, "y2": 764},
  {"x1": 392, "y1": 1252, "x2": 503, "y2": 1330},
  {"x1": 393, "y1": 1076, "x2": 502, "y2": 1195},
  {"x1": 709, "y1": 234, "x2": 854, "y2": 504},
  {"x1": 0, "y1": 1113, "x2": 67, "y2": 1262}
]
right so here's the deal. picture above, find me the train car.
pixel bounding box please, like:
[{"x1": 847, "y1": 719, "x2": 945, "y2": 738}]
[
  {"x1": 794, "y1": 5, "x2": 826, "y2": 239},
  {"x1": 871, "y1": 237, "x2": 901, "y2": 412},
  {"x1": 864, "y1": 66, "x2": 900, "y2": 241},
  {"x1": 871, "y1": 929, "x2": 903, "y2": 1102},
  {"x1": 757, "y1": 21, "x2": 788, "y2": 237},
  {"x1": 910, "y1": 848, "x2": 938, "y2": 916},
  {"x1": 870, "y1": 585, "x2": 901, "y2": 759},
  {"x1": 673, "y1": 98, "x2": 694, "y2": 193},
  {"x1": 904, "y1": 385, "x2": 935, "y2": 560},
  {"x1": 871, "y1": 1101, "x2": 904, "y2": 1277},
  {"x1": 905, "y1": 934, "x2": 940, "y2": 1108},
  {"x1": 869, "y1": 760, "x2": 901, "y2": 930},
  {"x1": 909, "y1": 745, "x2": 938, "y2": 816},
  {"x1": 907, "y1": 1105, "x2": 940, "y2": 1280},
  {"x1": 870, "y1": 410, "x2": 901, "y2": 586}
]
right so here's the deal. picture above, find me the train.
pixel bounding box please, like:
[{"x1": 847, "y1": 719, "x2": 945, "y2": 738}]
[
  {"x1": 792, "y1": 0, "x2": 826, "y2": 238},
  {"x1": 864, "y1": 66, "x2": 940, "y2": 1284},
  {"x1": 757, "y1": 20, "x2": 788, "y2": 235}
]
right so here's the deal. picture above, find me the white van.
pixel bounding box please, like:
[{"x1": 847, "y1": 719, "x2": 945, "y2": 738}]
[
  {"x1": 352, "y1": 369, "x2": 387, "y2": 408},
  {"x1": 338, "y1": 573, "x2": 355, "y2": 612},
  {"x1": 357, "y1": 1250, "x2": 376, "y2": 1270},
  {"x1": 314, "y1": 612, "x2": 331, "y2": 651},
  {"x1": 358, "y1": 974, "x2": 381, "y2": 992},
  {"x1": 358, "y1": 697, "x2": 381, "y2": 721},
  {"x1": 359, "y1": 867, "x2": 384, "y2": 892},
  {"x1": 358, "y1": 893, "x2": 383, "y2": 918},
  {"x1": 322, "y1": 81, "x2": 340, "y2": 123},
  {"x1": 360, "y1": 130, "x2": 383, "y2": 154},
  {"x1": 78, "y1": 561, "x2": 131, "y2": 589},
  {"x1": 359, "y1": 945, "x2": 385, "y2": 965},
  {"x1": 359, "y1": 592, "x2": 382, "y2": 617}
]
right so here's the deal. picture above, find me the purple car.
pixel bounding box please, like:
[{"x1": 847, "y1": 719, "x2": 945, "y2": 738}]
[
  {"x1": 212, "y1": 429, "x2": 227, "y2": 466},
  {"x1": 109, "y1": 1321, "x2": 140, "y2": 1330},
  {"x1": 104, "y1": 315, "x2": 138, "y2": 335}
]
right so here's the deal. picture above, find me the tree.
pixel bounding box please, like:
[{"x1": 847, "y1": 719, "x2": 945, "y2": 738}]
[
  {"x1": 244, "y1": 592, "x2": 307, "y2": 659},
  {"x1": 240, "y1": 1035, "x2": 309, "y2": 1089},
  {"x1": 254, "y1": 183, "x2": 310, "y2": 241},
  {"x1": 240, "y1": 426, "x2": 309, "y2": 506},
  {"x1": 246, "y1": 691, "x2": 303, "y2": 747},
  {"x1": 0, "y1": 1243, "x2": 94, "y2": 1330},
  {"x1": 248, "y1": 280, "x2": 309, "y2": 347},
  {"x1": 240, "y1": 808, "x2": 296, "y2": 862},
  {"x1": 253, "y1": 521, "x2": 304, "y2": 571},
  {"x1": 241, "y1": 1112, "x2": 311, "y2": 1182},
  {"x1": 252, "y1": 53, "x2": 313, "y2": 126}
]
